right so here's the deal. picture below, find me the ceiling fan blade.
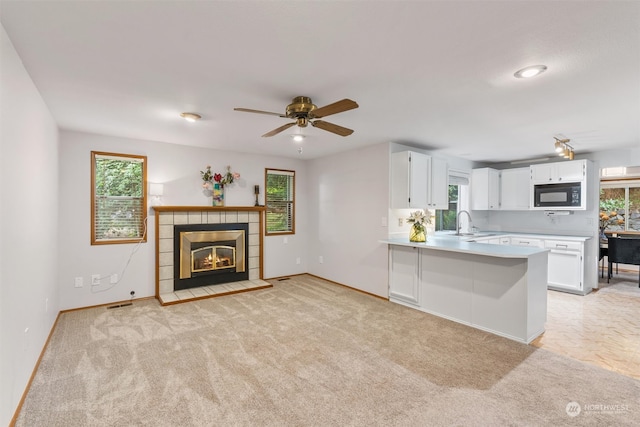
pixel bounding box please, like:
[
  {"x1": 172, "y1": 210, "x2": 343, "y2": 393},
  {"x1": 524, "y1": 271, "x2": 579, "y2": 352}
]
[
  {"x1": 311, "y1": 120, "x2": 354, "y2": 136},
  {"x1": 234, "y1": 107, "x2": 285, "y2": 117},
  {"x1": 311, "y1": 99, "x2": 359, "y2": 119},
  {"x1": 262, "y1": 122, "x2": 296, "y2": 137}
]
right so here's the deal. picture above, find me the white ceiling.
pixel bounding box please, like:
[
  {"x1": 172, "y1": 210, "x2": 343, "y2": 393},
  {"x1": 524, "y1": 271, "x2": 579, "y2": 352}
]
[{"x1": 1, "y1": 1, "x2": 639, "y2": 162}]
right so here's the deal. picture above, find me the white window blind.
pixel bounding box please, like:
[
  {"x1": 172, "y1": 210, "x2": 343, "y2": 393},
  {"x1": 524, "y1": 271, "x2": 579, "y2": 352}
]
[{"x1": 265, "y1": 169, "x2": 295, "y2": 234}]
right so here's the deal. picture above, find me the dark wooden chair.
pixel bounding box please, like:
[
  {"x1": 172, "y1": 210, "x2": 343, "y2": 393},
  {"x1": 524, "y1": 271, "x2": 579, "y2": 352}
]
[
  {"x1": 607, "y1": 236, "x2": 640, "y2": 286},
  {"x1": 599, "y1": 245, "x2": 608, "y2": 278}
]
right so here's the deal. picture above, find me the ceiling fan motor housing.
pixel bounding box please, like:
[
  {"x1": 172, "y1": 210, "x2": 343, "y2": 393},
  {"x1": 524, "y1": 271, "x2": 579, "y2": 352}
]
[{"x1": 286, "y1": 96, "x2": 317, "y2": 121}]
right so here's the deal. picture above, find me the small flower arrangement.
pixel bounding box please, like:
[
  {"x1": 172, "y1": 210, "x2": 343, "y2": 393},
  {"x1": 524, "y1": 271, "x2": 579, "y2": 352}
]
[
  {"x1": 214, "y1": 165, "x2": 240, "y2": 187},
  {"x1": 406, "y1": 210, "x2": 432, "y2": 228},
  {"x1": 200, "y1": 165, "x2": 240, "y2": 189},
  {"x1": 407, "y1": 209, "x2": 432, "y2": 242},
  {"x1": 201, "y1": 165, "x2": 214, "y2": 188}
]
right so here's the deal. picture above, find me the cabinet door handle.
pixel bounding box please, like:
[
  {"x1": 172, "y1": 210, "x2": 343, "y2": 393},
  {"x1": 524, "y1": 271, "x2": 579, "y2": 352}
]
[
  {"x1": 556, "y1": 244, "x2": 568, "y2": 248},
  {"x1": 519, "y1": 241, "x2": 529, "y2": 245}
]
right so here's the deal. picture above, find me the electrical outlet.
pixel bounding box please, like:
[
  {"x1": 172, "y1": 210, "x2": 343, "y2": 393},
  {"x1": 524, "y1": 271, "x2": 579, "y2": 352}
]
[
  {"x1": 398, "y1": 218, "x2": 403, "y2": 226},
  {"x1": 381, "y1": 216, "x2": 387, "y2": 227},
  {"x1": 91, "y1": 274, "x2": 100, "y2": 286},
  {"x1": 283, "y1": 236, "x2": 288, "y2": 244},
  {"x1": 110, "y1": 274, "x2": 118, "y2": 284},
  {"x1": 296, "y1": 257, "x2": 301, "y2": 265},
  {"x1": 74, "y1": 277, "x2": 83, "y2": 288},
  {"x1": 319, "y1": 255, "x2": 324, "y2": 264},
  {"x1": 45, "y1": 298, "x2": 49, "y2": 313}
]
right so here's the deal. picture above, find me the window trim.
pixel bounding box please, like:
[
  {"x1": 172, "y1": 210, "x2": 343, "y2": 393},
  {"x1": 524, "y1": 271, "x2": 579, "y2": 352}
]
[
  {"x1": 91, "y1": 151, "x2": 148, "y2": 245},
  {"x1": 264, "y1": 168, "x2": 295, "y2": 235}
]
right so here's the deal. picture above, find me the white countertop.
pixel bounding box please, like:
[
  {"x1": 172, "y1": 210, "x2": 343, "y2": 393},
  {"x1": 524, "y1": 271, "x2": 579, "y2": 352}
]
[
  {"x1": 381, "y1": 237, "x2": 547, "y2": 259},
  {"x1": 470, "y1": 231, "x2": 592, "y2": 242}
]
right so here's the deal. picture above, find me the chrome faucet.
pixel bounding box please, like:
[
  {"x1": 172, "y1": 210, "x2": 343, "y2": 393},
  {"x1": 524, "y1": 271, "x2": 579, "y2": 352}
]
[{"x1": 456, "y1": 210, "x2": 472, "y2": 235}]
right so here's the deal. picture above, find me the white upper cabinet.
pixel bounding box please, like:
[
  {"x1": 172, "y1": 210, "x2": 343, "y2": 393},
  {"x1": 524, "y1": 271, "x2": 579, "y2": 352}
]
[
  {"x1": 500, "y1": 168, "x2": 530, "y2": 210},
  {"x1": 391, "y1": 151, "x2": 448, "y2": 210},
  {"x1": 428, "y1": 157, "x2": 449, "y2": 210},
  {"x1": 530, "y1": 160, "x2": 586, "y2": 183},
  {"x1": 471, "y1": 168, "x2": 500, "y2": 210},
  {"x1": 391, "y1": 151, "x2": 428, "y2": 208}
]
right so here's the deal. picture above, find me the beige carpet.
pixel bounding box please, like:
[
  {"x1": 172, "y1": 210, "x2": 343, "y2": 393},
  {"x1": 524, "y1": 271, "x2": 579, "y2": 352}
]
[{"x1": 16, "y1": 275, "x2": 640, "y2": 426}]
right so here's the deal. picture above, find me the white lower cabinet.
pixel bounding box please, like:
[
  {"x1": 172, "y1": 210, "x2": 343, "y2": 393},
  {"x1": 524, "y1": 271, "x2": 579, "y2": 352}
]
[
  {"x1": 387, "y1": 244, "x2": 548, "y2": 343},
  {"x1": 545, "y1": 240, "x2": 584, "y2": 292},
  {"x1": 388, "y1": 246, "x2": 420, "y2": 306}
]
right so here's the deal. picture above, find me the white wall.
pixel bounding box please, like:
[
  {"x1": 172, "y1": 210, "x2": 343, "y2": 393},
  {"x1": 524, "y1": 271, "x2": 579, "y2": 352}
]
[
  {"x1": 0, "y1": 26, "x2": 60, "y2": 426},
  {"x1": 306, "y1": 142, "x2": 390, "y2": 297},
  {"x1": 58, "y1": 130, "x2": 308, "y2": 309}
]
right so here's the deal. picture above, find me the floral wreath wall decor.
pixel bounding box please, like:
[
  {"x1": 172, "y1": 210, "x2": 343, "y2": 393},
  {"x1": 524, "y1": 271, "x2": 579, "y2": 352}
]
[{"x1": 201, "y1": 165, "x2": 240, "y2": 206}]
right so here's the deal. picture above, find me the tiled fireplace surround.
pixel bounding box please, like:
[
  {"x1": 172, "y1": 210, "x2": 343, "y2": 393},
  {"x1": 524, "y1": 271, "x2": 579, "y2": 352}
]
[{"x1": 153, "y1": 206, "x2": 269, "y2": 305}]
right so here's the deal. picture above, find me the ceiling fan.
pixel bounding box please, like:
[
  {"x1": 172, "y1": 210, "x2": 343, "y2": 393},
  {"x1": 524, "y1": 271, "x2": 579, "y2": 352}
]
[{"x1": 234, "y1": 96, "x2": 359, "y2": 137}]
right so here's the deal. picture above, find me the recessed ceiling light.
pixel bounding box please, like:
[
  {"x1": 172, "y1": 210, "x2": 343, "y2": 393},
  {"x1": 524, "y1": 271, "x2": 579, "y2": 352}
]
[
  {"x1": 514, "y1": 65, "x2": 547, "y2": 79},
  {"x1": 180, "y1": 112, "x2": 201, "y2": 122}
]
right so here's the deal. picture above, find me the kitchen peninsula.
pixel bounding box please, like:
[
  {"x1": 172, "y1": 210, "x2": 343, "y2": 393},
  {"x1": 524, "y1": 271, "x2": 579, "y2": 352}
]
[{"x1": 382, "y1": 237, "x2": 548, "y2": 344}]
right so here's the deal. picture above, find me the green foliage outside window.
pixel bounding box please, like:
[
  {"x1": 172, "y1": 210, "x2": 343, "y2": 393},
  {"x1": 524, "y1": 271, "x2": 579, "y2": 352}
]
[
  {"x1": 599, "y1": 184, "x2": 640, "y2": 232},
  {"x1": 436, "y1": 185, "x2": 459, "y2": 231}
]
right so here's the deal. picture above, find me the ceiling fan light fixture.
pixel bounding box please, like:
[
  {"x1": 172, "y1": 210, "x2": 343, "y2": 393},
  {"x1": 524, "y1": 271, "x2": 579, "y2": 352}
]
[
  {"x1": 180, "y1": 112, "x2": 201, "y2": 122},
  {"x1": 292, "y1": 134, "x2": 305, "y2": 143},
  {"x1": 514, "y1": 65, "x2": 547, "y2": 79}
]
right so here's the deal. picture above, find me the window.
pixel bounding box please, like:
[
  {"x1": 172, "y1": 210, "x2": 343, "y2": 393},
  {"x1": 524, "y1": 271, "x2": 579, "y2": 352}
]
[
  {"x1": 436, "y1": 185, "x2": 459, "y2": 231},
  {"x1": 265, "y1": 168, "x2": 295, "y2": 234},
  {"x1": 600, "y1": 180, "x2": 640, "y2": 233},
  {"x1": 435, "y1": 170, "x2": 470, "y2": 232},
  {"x1": 91, "y1": 151, "x2": 147, "y2": 244}
]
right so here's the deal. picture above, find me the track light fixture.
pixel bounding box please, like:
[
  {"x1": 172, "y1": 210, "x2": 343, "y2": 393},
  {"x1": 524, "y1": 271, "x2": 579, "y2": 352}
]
[{"x1": 553, "y1": 137, "x2": 574, "y2": 160}]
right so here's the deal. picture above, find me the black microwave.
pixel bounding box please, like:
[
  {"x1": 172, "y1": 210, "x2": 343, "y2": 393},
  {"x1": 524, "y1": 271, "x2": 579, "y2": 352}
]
[{"x1": 533, "y1": 182, "x2": 583, "y2": 209}]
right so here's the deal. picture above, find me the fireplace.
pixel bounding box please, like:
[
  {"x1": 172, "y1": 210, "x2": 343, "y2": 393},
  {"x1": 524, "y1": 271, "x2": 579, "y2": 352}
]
[
  {"x1": 153, "y1": 206, "x2": 266, "y2": 304},
  {"x1": 174, "y1": 223, "x2": 249, "y2": 291}
]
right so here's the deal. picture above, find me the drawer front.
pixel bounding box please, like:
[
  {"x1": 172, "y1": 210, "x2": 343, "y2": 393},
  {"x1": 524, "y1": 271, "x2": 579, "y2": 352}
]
[
  {"x1": 544, "y1": 240, "x2": 582, "y2": 251},
  {"x1": 511, "y1": 238, "x2": 543, "y2": 248}
]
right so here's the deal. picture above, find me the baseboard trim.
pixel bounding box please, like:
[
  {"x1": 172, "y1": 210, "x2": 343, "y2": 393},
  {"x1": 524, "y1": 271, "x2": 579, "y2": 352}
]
[
  {"x1": 60, "y1": 296, "x2": 156, "y2": 314},
  {"x1": 10, "y1": 311, "x2": 62, "y2": 427},
  {"x1": 305, "y1": 273, "x2": 388, "y2": 300}
]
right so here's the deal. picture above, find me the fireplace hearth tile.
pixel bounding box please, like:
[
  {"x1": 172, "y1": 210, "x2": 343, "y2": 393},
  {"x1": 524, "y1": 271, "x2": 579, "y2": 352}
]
[
  {"x1": 160, "y1": 293, "x2": 179, "y2": 303},
  {"x1": 159, "y1": 225, "x2": 173, "y2": 239},
  {"x1": 188, "y1": 212, "x2": 203, "y2": 224},
  {"x1": 174, "y1": 212, "x2": 188, "y2": 224},
  {"x1": 158, "y1": 279, "x2": 272, "y2": 305},
  {"x1": 175, "y1": 289, "x2": 195, "y2": 300},
  {"x1": 224, "y1": 212, "x2": 238, "y2": 223},
  {"x1": 190, "y1": 287, "x2": 209, "y2": 298},
  {"x1": 158, "y1": 212, "x2": 174, "y2": 224},
  {"x1": 237, "y1": 212, "x2": 249, "y2": 223}
]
